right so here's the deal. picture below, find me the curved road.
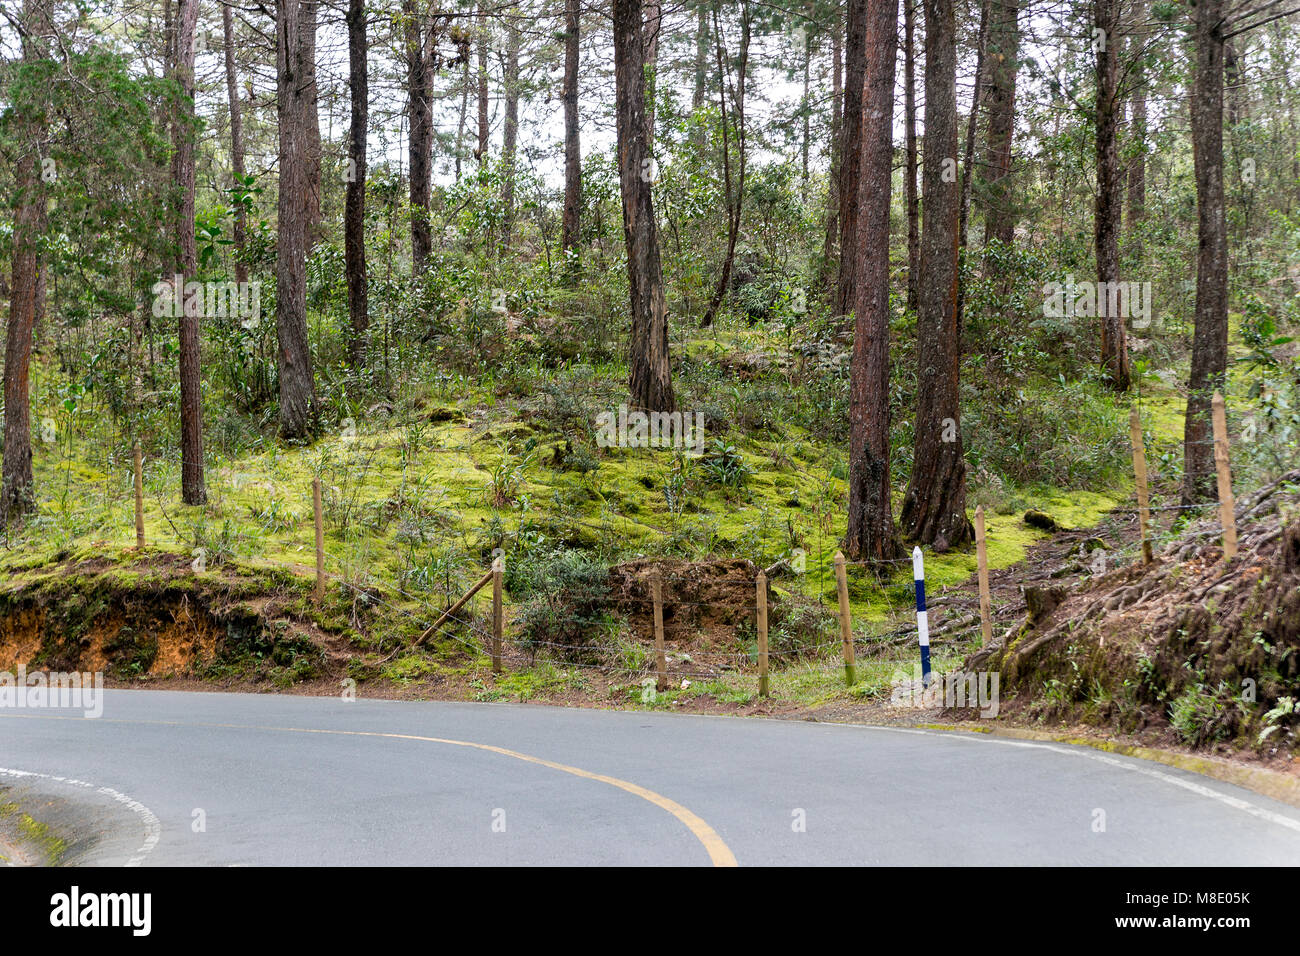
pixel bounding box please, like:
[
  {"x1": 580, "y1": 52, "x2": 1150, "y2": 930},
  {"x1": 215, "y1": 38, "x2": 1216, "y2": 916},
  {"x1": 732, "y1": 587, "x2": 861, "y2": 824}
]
[{"x1": 3, "y1": 689, "x2": 1300, "y2": 866}]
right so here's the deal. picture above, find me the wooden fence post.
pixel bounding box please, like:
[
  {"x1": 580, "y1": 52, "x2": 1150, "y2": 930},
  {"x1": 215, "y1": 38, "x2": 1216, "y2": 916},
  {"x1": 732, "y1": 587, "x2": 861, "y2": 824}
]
[
  {"x1": 312, "y1": 477, "x2": 325, "y2": 603},
  {"x1": 492, "y1": 554, "x2": 504, "y2": 674},
  {"x1": 651, "y1": 570, "x2": 667, "y2": 692},
  {"x1": 133, "y1": 442, "x2": 145, "y2": 549},
  {"x1": 974, "y1": 506, "x2": 992, "y2": 645},
  {"x1": 756, "y1": 571, "x2": 769, "y2": 697},
  {"x1": 415, "y1": 568, "x2": 493, "y2": 646},
  {"x1": 1212, "y1": 391, "x2": 1238, "y2": 562},
  {"x1": 1129, "y1": 404, "x2": 1154, "y2": 564},
  {"x1": 834, "y1": 551, "x2": 856, "y2": 686}
]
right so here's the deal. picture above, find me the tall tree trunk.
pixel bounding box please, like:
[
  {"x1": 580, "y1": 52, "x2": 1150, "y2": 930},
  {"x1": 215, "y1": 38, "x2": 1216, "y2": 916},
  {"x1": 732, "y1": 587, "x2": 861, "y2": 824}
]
[
  {"x1": 301, "y1": 0, "x2": 322, "y2": 248},
  {"x1": 955, "y1": 0, "x2": 989, "y2": 339},
  {"x1": 845, "y1": 0, "x2": 901, "y2": 564},
  {"x1": 835, "y1": 0, "x2": 866, "y2": 317},
  {"x1": 455, "y1": 48, "x2": 469, "y2": 179},
  {"x1": 1272, "y1": 19, "x2": 1298, "y2": 213},
  {"x1": 981, "y1": 0, "x2": 1019, "y2": 251},
  {"x1": 691, "y1": 0, "x2": 709, "y2": 147},
  {"x1": 958, "y1": 0, "x2": 989, "y2": 256},
  {"x1": 901, "y1": 0, "x2": 972, "y2": 550},
  {"x1": 903, "y1": 0, "x2": 920, "y2": 314},
  {"x1": 614, "y1": 0, "x2": 674, "y2": 412},
  {"x1": 346, "y1": 0, "x2": 369, "y2": 371},
  {"x1": 820, "y1": 3, "x2": 842, "y2": 293},
  {"x1": 173, "y1": 0, "x2": 206, "y2": 504},
  {"x1": 800, "y1": 22, "x2": 811, "y2": 192},
  {"x1": 406, "y1": 0, "x2": 433, "y2": 274},
  {"x1": 1224, "y1": 38, "x2": 1246, "y2": 128},
  {"x1": 1095, "y1": 0, "x2": 1130, "y2": 391},
  {"x1": 1125, "y1": 0, "x2": 1147, "y2": 265},
  {"x1": 222, "y1": 2, "x2": 249, "y2": 287},
  {"x1": 276, "y1": 0, "x2": 318, "y2": 439},
  {"x1": 500, "y1": 18, "x2": 520, "y2": 254},
  {"x1": 476, "y1": 7, "x2": 489, "y2": 163},
  {"x1": 561, "y1": 0, "x2": 582, "y2": 267},
  {"x1": 644, "y1": 0, "x2": 661, "y2": 145},
  {"x1": 700, "y1": 2, "x2": 751, "y2": 329},
  {"x1": 1224, "y1": 38, "x2": 1251, "y2": 238},
  {"x1": 1, "y1": 0, "x2": 51, "y2": 524},
  {"x1": 1182, "y1": 0, "x2": 1227, "y2": 504}
]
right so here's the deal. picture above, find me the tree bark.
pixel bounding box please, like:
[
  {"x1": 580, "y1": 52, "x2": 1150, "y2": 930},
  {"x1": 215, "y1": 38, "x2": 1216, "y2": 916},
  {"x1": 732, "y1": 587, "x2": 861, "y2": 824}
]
[
  {"x1": 700, "y1": 2, "x2": 750, "y2": 329},
  {"x1": 1, "y1": 0, "x2": 51, "y2": 524},
  {"x1": 614, "y1": 0, "x2": 674, "y2": 413},
  {"x1": 958, "y1": 0, "x2": 989, "y2": 257},
  {"x1": 955, "y1": 0, "x2": 989, "y2": 339},
  {"x1": 835, "y1": 0, "x2": 866, "y2": 318},
  {"x1": 406, "y1": 0, "x2": 433, "y2": 274},
  {"x1": 346, "y1": 0, "x2": 369, "y2": 371},
  {"x1": 800, "y1": 22, "x2": 811, "y2": 192},
  {"x1": 561, "y1": 0, "x2": 582, "y2": 267},
  {"x1": 820, "y1": 3, "x2": 842, "y2": 294},
  {"x1": 691, "y1": 0, "x2": 709, "y2": 148},
  {"x1": 1125, "y1": 0, "x2": 1147, "y2": 265},
  {"x1": 981, "y1": 0, "x2": 1019, "y2": 251},
  {"x1": 500, "y1": 17, "x2": 520, "y2": 254},
  {"x1": 845, "y1": 0, "x2": 901, "y2": 564},
  {"x1": 301, "y1": 0, "x2": 322, "y2": 248},
  {"x1": 644, "y1": 0, "x2": 661, "y2": 145},
  {"x1": 476, "y1": 7, "x2": 489, "y2": 164},
  {"x1": 222, "y1": 2, "x2": 249, "y2": 288},
  {"x1": 173, "y1": 0, "x2": 206, "y2": 504},
  {"x1": 1095, "y1": 0, "x2": 1130, "y2": 391},
  {"x1": 276, "y1": 0, "x2": 318, "y2": 439},
  {"x1": 455, "y1": 46, "x2": 469, "y2": 180},
  {"x1": 901, "y1": 0, "x2": 972, "y2": 550},
  {"x1": 903, "y1": 0, "x2": 920, "y2": 314},
  {"x1": 1182, "y1": 0, "x2": 1227, "y2": 504}
]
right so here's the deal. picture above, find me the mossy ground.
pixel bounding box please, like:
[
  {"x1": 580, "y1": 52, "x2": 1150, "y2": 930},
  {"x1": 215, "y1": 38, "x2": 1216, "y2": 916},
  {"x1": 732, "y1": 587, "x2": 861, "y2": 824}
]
[
  {"x1": 2, "y1": 312, "x2": 1252, "y2": 712},
  {"x1": 0, "y1": 800, "x2": 67, "y2": 866}
]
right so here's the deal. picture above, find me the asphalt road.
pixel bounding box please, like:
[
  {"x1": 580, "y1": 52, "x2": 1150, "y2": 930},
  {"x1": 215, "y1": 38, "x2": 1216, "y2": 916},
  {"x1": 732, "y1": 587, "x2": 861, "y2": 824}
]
[{"x1": 3, "y1": 689, "x2": 1300, "y2": 866}]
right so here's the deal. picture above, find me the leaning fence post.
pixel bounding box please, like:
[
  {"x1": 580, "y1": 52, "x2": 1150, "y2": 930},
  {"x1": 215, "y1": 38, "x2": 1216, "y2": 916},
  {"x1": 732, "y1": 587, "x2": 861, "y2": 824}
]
[
  {"x1": 756, "y1": 570, "x2": 769, "y2": 698},
  {"x1": 913, "y1": 547, "x2": 932, "y2": 687},
  {"x1": 492, "y1": 554, "x2": 504, "y2": 674},
  {"x1": 1211, "y1": 391, "x2": 1238, "y2": 562},
  {"x1": 312, "y1": 477, "x2": 325, "y2": 603},
  {"x1": 652, "y1": 570, "x2": 667, "y2": 692},
  {"x1": 1129, "y1": 404, "x2": 1154, "y2": 564},
  {"x1": 974, "y1": 506, "x2": 992, "y2": 645},
  {"x1": 833, "y1": 551, "x2": 856, "y2": 686},
  {"x1": 133, "y1": 441, "x2": 145, "y2": 549}
]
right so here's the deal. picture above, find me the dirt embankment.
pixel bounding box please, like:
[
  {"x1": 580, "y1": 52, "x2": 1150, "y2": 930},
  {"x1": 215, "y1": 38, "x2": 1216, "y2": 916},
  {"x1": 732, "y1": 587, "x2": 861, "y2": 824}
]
[
  {"x1": 967, "y1": 470, "x2": 1300, "y2": 756},
  {"x1": 609, "y1": 558, "x2": 764, "y2": 644},
  {"x1": 0, "y1": 553, "x2": 360, "y2": 686}
]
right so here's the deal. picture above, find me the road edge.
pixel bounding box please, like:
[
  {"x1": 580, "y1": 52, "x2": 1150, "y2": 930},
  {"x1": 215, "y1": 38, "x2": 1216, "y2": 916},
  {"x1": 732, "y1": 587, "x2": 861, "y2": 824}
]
[{"x1": 915, "y1": 721, "x2": 1300, "y2": 809}]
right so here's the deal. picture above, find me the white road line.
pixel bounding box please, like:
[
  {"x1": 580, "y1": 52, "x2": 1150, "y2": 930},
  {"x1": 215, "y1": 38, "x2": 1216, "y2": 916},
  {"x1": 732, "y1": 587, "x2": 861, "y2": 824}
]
[
  {"x1": 872, "y1": 726, "x2": 1300, "y2": 834},
  {"x1": 0, "y1": 767, "x2": 162, "y2": 866}
]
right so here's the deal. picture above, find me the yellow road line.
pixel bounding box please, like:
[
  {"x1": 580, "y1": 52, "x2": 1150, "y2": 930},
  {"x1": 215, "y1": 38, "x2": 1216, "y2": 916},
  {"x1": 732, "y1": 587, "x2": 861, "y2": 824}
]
[{"x1": 0, "y1": 714, "x2": 739, "y2": 867}]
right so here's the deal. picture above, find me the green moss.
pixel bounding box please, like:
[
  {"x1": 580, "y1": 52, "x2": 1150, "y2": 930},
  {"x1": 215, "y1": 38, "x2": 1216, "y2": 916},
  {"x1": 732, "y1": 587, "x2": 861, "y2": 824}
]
[{"x1": 0, "y1": 802, "x2": 68, "y2": 866}]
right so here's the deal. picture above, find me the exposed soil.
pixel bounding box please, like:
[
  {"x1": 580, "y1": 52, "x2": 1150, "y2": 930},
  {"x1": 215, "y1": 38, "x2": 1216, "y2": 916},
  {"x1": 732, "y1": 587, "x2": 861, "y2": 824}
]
[
  {"x1": 0, "y1": 552, "x2": 368, "y2": 686},
  {"x1": 609, "y1": 557, "x2": 763, "y2": 644}
]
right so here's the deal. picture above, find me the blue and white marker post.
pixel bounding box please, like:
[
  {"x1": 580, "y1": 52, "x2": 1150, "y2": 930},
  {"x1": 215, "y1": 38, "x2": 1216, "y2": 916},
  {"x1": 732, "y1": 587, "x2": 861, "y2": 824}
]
[{"x1": 912, "y1": 546, "x2": 932, "y2": 688}]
